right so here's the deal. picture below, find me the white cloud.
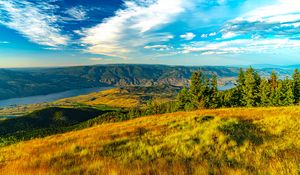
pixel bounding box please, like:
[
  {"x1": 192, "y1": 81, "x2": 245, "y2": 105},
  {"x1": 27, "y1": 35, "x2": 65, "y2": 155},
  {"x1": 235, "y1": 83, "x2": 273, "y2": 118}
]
[
  {"x1": 43, "y1": 47, "x2": 62, "y2": 51},
  {"x1": 144, "y1": 44, "x2": 172, "y2": 51},
  {"x1": 201, "y1": 34, "x2": 208, "y2": 38},
  {"x1": 0, "y1": 0, "x2": 69, "y2": 47},
  {"x1": 80, "y1": 0, "x2": 185, "y2": 58},
  {"x1": 222, "y1": 32, "x2": 237, "y2": 39},
  {"x1": 65, "y1": 6, "x2": 87, "y2": 21},
  {"x1": 201, "y1": 32, "x2": 217, "y2": 38},
  {"x1": 182, "y1": 38, "x2": 300, "y2": 55},
  {"x1": 220, "y1": 0, "x2": 300, "y2": 39},
  {"x1": 209, "y1": 32, "x2": 217, "y2": 36},
  {"x1": 90, "y1": 57, "x2": 104, "y2": 61},
  {"x1": 243, "y1": 0, "x2": 300, "y2": 23},
  {"x1": 180, "y1": 32, "x2": 196, "y2": 40}
]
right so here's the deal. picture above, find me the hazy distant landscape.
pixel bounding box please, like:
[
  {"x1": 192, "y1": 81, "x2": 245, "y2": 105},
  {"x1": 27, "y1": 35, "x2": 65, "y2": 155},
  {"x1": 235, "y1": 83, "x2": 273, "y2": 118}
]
[{"x1": 0, "y1": 64, "x2": 296, "y2": 101}]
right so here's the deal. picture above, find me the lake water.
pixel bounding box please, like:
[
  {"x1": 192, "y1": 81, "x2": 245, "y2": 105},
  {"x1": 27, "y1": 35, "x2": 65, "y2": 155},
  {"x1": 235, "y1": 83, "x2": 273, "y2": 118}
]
[
  {"x1": 0, "y1": 87, "x2": 113, "y2": 107},
  {"x1": 218, "y1": 83, "x2": 235, "y2": 91}
]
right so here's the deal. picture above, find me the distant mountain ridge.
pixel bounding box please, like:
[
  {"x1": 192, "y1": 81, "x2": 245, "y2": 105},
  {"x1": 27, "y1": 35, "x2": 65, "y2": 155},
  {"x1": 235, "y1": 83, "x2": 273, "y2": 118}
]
[{"x1": 0, "y1": 64, "x2": 297, "y2": 100}]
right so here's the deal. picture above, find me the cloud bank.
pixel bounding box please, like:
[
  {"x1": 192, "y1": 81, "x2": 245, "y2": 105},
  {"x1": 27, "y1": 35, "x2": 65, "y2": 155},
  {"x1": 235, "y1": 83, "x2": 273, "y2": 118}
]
[{"x1": 80, "y1": 0, "x2": 185, "y2": 58}]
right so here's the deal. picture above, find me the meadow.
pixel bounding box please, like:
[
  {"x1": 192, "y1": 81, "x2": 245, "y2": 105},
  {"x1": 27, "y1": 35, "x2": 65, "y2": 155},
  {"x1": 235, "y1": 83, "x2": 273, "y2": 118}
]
[{"x1": 0, "y1": 106, "x2": 299, "y2": 175}]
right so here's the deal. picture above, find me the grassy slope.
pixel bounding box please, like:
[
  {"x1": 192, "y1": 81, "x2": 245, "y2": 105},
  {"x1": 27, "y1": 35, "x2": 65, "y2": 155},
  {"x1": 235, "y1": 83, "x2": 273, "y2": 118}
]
[
  {"x1": 0, "y1": 107, "x2": 114, "y2": 146},
  {"x1": 0, "y1": 107, "x2": 300, "y2": 175},
  {"x1": 56, "y1": 88, "x2": 141, "y2": 108},
  {"x1": 56, "y1": 86, "x2": 180, "y2": 109}
]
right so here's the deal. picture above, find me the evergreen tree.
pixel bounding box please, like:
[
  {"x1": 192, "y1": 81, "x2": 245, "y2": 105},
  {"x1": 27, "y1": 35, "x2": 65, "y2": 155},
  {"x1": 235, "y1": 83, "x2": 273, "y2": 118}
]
[
  {"x1": 274, "y1": 81, "x2": 285, "y2": 106},
  {"x1": 190, "y1": 71, "x2": 203, "y2": 108},
  {"x1": 202, "y1": 77, "x2": 211, "y2": 108},
  {"x1": 243, "y1": 67, "x2": 260, "y2": 107},
  {"x1": 293, "y1": 69, "x2": 300, "y2": 104},
  {"x1": 237, "y1": 68, "x2": 245, "y2": 86},
  {"x1": 270, "y1": 71, "x2": 278, "y2": 90},
  {"x1": 236, "y1": 68, "x2": 246, "y2": 106},
  {"x1": 221, "y1": 88, "x2": 242, "y2": 107},
  {"x1": 176, "y1": 87, "x2": 192, "y2": 111},
  {"x1": 210, "y1": 75, "x2": 220, "y2": 108},
  {"x1": 175, "y1": 68, "x2": 299, "y2": 111},
  {"x1": 269, "y1": 71, "x2": 278, "y2": 106},
  {"x1": 282, "y1": 77, "x2": 295, "y2": 106},
  {"x1": 259, "y1": 78, "x2": 271, "y2": 106}
]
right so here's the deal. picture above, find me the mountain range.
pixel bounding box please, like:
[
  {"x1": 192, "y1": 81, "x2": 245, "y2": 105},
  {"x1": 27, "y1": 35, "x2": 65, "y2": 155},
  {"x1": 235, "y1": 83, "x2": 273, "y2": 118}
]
[{"x1": 0, "y1": 64, "x2": 297, "y2": 100}]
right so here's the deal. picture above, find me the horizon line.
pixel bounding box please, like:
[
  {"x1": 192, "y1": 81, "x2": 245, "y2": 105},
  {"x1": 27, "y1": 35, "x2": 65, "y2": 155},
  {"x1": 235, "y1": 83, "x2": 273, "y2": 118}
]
[{"x1": 1, "y1": 63, "x2": 300, "y2": 69}]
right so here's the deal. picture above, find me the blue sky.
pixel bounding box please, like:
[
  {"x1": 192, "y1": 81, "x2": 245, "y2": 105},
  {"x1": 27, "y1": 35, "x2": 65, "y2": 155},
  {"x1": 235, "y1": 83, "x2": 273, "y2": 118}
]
[{"x1": 1, "y1": 0, "x2": 300, "y2": 67}]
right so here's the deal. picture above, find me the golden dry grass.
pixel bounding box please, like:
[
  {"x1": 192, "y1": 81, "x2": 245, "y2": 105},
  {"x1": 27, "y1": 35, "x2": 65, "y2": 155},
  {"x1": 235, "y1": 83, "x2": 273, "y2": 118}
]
[
  {"x1": 0, "y1": 106, "x2": 300, "y2": 174},
  {"x1": 56, "y1": 88, "x2": 141, "y2": 108}
]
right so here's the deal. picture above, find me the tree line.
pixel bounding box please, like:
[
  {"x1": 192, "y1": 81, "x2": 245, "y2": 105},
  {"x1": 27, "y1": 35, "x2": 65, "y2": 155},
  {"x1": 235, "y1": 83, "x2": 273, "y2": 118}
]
[{"x1": 176, "y1": 67, "x2": 300, "y2": 111}]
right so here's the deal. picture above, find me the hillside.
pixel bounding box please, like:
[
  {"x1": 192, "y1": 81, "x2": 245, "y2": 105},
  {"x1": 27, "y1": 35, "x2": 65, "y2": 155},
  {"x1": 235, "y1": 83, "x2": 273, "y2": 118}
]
[
  {"x1": 0, "y1": 107, "x2": 113, "y2": 146},
  {"x1": 0, "y1": 107, "x2": 299, "y2": 175},
  {"x1": 0, "y1": 64, "x2": 246, "y2": 100},
  {"x1": 57, "y1": 85, "x2": 180, "y2": 108}
]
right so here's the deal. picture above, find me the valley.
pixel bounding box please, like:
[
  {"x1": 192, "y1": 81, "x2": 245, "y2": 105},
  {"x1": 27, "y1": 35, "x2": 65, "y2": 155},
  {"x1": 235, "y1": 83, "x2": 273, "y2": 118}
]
[{"x1": 0, "y1": 64, "x2": 294, "y2": 101}]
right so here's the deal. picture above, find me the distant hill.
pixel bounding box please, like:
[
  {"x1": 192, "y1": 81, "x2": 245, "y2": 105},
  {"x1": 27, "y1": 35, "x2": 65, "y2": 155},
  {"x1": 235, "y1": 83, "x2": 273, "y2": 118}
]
[
  {"x1": 0, "y1": 107, "x2": 112, "y2": 146},
  {"x1": 0, "y1": 64, "x2": 297, "y2": 100},
  {"x1": 57, "y1": 85, "x2": 181, "y2": 108},
  {"x1": 0, "y1": 107, "x2": 106, "y2": 136}
]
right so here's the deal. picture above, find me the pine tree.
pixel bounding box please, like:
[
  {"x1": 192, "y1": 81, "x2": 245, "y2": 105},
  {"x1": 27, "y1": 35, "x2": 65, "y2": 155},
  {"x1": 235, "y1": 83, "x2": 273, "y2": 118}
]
[
  {"x1": 190, "y1": 71, "x2": 203, "y2": 108},
  {"x1": 176, "y1": 87, "x2": 192, "y2": 111},
  {"x1": 270, "y1": 71, "x2": 278, "y2": 90},
  {"x1": 201, "y1": 77, "x2": 211, "y2": 108},
  {"x1": 221, "y1": 88, "x2": 241, "y2": 107},
  {"x1": 293, "y1": 69, "x2": 300, "y2": 104},
  {"x1": 176, "y1": 68, "x2": 298, "y2": 110},
  {"x1": 259, "y1": 78, "x2": 271, "y2": 106},
  {"x1": 243, "y1": 67, "x2": 260, "y2": 107},
  {"x1": 274, "y1": 81, "x2": 285, "y2": 106},
  {"x1": 282, "y1": 77, "x2": 295, "y2": 106},
  {"x1": 269, "y1": 71, "x2": 278, "y2": 106},
  {"x1": 210, "y1": 75, "x2": 220, "y2": 108},
  {"x1": 236, "y1": 68, "x2": 246, "y2": 106},
  {"x1": 237, "y1": 68, "x2": 245, "y2": 86}
]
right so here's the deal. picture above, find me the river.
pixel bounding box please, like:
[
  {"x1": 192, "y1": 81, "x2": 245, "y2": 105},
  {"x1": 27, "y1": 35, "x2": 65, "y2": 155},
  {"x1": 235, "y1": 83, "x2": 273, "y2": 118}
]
[{"x1": 0, "y1": 87, "x2": 113, "y2": 107}]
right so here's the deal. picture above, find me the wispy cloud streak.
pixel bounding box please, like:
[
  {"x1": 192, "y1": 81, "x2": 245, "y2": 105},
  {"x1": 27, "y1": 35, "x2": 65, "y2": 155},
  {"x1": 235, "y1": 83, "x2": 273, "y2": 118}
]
[{"x1": 0, "y1": 0, "x2": 69, "y2": 47}]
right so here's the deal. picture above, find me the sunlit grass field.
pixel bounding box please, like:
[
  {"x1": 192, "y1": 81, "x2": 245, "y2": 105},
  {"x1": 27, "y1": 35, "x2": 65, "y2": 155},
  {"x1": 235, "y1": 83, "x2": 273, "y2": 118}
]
[
  {"x1": 56, "y1": 88, "x2": 141, "y2": 108},
  {"x1": 0, "y1": 106, "x2": 300, "y2": 175}
]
